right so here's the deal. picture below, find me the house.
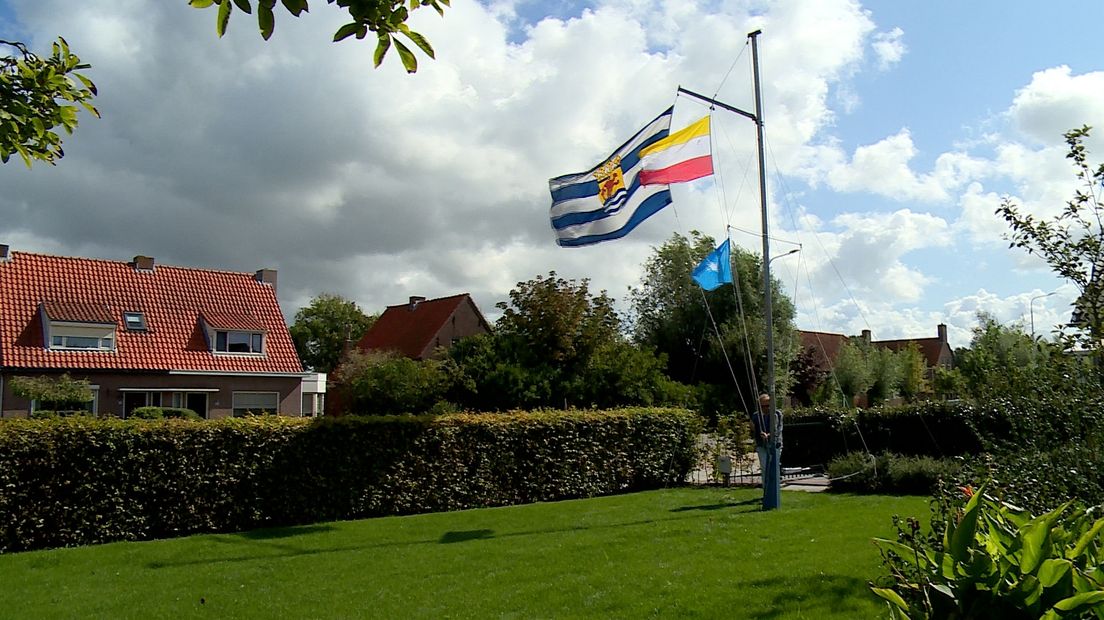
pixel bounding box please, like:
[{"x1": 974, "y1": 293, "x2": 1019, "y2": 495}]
[
  {"x1": 0, "y1": 245, "x2": 313, "y2": 419},
  {"x1": 865, "y1": 324, "x2": 954, "y2": 373},
  {"x1": 355, "y1": 294, "x2": 491, "y2": 360},
  {"x1": 796, "y1": 324, "x2": 953, "y2": 373}
]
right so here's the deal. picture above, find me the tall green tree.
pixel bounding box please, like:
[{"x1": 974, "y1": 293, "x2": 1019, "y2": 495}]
[
  {"x1": 997, "y1": 126, "x2": 1104, "y2": 355},
  {"x1": 833, "y1": 339, "x2": 873, "y2": 407},
  {"x1": 1, "y1": 38, "x2": 98, "y2": 167},
  {"x1": 629, "y1": 232, "x2": 797, "y2": 414},
  {"x1": 188, "y1": 0, "x2": 449, "y2": 73},
  {"x1": 867, "y1": 346, "x2": 901, "y2": 405},
  {"x1": 896, "y1": 341, "x2": 929, "y2": 401},
  {"x1": 290, "y1": 293, "x2": 376, "y2": 373}
]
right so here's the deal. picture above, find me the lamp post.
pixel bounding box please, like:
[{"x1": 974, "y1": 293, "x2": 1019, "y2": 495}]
[
  {"x1": 769, "y1": 248, "x2": 800, "y2": 265},
  {"x1": 1030, "y1": 292, "x2": 1056, "y2": 339}
]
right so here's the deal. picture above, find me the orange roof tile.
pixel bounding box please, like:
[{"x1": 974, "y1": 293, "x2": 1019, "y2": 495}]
[{"x1": 0, "y1": 251, "x2": 302, "y2": 373}]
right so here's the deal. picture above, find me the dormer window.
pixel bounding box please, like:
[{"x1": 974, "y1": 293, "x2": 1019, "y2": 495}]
[
  {"x1": 214, "y1": 330, "x2": 263, "y2": 354},
  {"x1": 123, "y1": 311, "x2": 147, "y2": 331},
  {"x1": 40, "y1": 301, "x2": 116, "y2": 352}
]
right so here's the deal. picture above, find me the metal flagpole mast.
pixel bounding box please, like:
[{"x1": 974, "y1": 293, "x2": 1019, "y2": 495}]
[
  {"x1": 748, "y1": 29, "x2": 780, "y2": 510},
  {"x1": 676, "y1": 29, "x2": 780, "y2": 510}
]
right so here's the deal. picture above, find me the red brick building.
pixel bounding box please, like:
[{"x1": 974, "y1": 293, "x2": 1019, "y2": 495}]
[
  {"x1": 0, "y1": 246, "x2": 310, "y2": 419},
  {"x1": 356, "y1": 294, "x2": 491, "y2": 360}
]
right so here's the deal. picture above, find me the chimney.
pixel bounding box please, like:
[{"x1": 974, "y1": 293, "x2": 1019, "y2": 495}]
[
  {"x1": 409, "y1": 295, "x2": 426, "y2": 311},
  {"x1": 133, "y1": 255, "x2": 155, "y2": 271},
  {"x1": 0, "y1": 244, "x2": 9, "y2": 263},
  {"x1": 937, "y1": 323, "x2": 948, "y2": 343},
  {"x1": 861, "y1": 329, "x2": 871, "y2": 344},
  {"x1": 255, "y1": 268, "x2": 278, "y2": 293}
]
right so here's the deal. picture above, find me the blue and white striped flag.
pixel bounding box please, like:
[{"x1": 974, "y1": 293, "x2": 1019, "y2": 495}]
[{"x1": 549, "y1": 108, "x2": 674, "y2": 247}]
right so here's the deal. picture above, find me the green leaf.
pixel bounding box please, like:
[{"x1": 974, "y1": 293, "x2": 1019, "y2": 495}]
[
  {"x1": 189, "y1": 0, "x2": 216, "y2": 7},
  {"x1": 258, "y1": 3, "x2": 275, "y2": 40},
  {"x1": 1037, "y1": 558, "x2": 1072, "y2": 588},
  {"x1": 232, "y1": 0, "x2": 252, "y2": 14},
  {"x1": 333, "y1": 22, "x2": 359, "y2": 42},
  {"x1": 281, "y1": 0, "x2": 308, "y2": 16},
  {"x1": 1053, "y1": 590, "x2": 1104, "y2": 611},
  {"x1": 401, "y1": 28, "x2": 434, "y2": 59},
  {"x1": 1069, "y1": 516, "x2": 1104, "y2": 559},
  {"x1": 217, "y1": 0, "x2": 233, "y2": 37},
  {"x1": 871, "y1": 587, "x2": 911, "y2": 613},
  {"x1": 950, "y1": 482, "x2": 985, "y2": 562},
  {"x1": 373, "y1": 34, "x2": 392, "y2": 68},
  {"x1": 393, "y1": 38, "x2": 417, "y2": 73}
]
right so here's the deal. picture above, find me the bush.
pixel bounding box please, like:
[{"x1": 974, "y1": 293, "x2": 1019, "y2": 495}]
[
  {"x1": 27, "y1": 409, "x2": 93, "y2": 420},
  {"x1": 0, "y1": 408, "x2": 700, "y2": 552},
  {"x1": 958, "y1": 441, "x2": 1104, "y2": 515},
  {"x1": 130, "y1": 407, "x2": 201, "y2": 420},
  {"x1": 872, "y1": 484, "x2": 1104, "y2": 618},
  {"x1": 828, "y1": 452, "x2": 961, "y2": 495}
]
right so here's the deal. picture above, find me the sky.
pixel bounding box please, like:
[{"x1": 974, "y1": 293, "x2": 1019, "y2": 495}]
[{"x1": 2, "y1": 0, "x2": 1104, "y2": 348}]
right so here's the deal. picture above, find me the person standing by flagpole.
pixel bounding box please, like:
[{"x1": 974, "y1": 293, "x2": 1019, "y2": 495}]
[{"x1": 751, "y1": 393, "x2": 782, "y2": 488}]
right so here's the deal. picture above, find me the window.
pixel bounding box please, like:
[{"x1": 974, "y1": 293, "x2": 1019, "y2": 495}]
[
  {"x1": 49, "y1": 329, "x2": 114, "y2": 351},
  {"x1": 233, "y1": 391, "x2": 278, "y2": 417},
  {"x1": 123, "y1": 312, "x2": 147, "y2": 331},
  {"x1": 214, "y1": 330, "x2": 263, "y2": 354}
]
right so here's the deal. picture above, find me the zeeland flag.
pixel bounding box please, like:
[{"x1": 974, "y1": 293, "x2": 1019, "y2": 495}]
[{"x1": 549, "y1": 108, "x2": 674, "y2": 247}]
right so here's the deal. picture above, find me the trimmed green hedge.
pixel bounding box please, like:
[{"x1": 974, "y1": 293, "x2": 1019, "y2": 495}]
[
  {"x1": 827, "y1": 451, "x2": 962, "y2": 495},
  {"x1": 129, "y1": 406, "x2": 201, "y2": 420},
  {"x1": 784, "y1": 396, "x2": 1104, "y2": 466},
  {"x1": 0, "y1": 408, "x2": 699, "y2": 552}
]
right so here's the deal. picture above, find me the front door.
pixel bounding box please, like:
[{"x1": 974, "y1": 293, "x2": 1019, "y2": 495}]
[
  {"x1": 123, "y1": 392, "x2": 146, "y2": 418},
  {"x1": 185, "y1": 393, "x2": 208, "y2": 418}
]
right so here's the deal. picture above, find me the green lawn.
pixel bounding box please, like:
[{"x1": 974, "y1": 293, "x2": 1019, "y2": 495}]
[{"x1": 0, "y1": 488, "x2": 925, "y2": 619}]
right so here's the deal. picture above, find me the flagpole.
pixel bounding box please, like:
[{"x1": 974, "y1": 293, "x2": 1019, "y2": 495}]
[
  {"x1": 676, "y1": 30, "x2": 779, "y2": 511},
  {"x1": 748, "y1": 29, "x2": 781, "y2": 510}
]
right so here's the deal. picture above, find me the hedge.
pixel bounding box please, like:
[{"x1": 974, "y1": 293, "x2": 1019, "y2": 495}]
[
  {"x1": 826, "y1": 451, "x2": 963, "y2": 495},
  {"x1": 0, "y1": 408, "x2": 699, "y2": 552},
  {"x1": 783, "y1": 396, "x2": 1104, "y2": 467}
]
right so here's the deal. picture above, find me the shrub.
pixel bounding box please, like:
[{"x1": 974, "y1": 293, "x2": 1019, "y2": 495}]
[
  {"x1": 0, "y1": 408, "x2": 700, "y2": 552},
  {"x1": 959, "y1": 442, "x2": 1104, "y2": 515},
  {"x1": 828, "y1": 452, "x2": 961, "y2": 495},
  {"x1": 27, "y1": 409, "x2": 93, "y2": 420},
  {"x1": 129, "y1": 407, "x2": 201, "y2": 420},
  {"x1": 872, "y1": 484, "x2": 1104, "y2": 619}
]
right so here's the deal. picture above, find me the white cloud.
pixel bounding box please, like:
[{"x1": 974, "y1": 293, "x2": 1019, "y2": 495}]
[{"x1": 871, "y1": 27, "x2": 905, "y2": 70}]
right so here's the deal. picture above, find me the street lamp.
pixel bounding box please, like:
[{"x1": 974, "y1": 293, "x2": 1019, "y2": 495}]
[
  {"x1": 1030, "y1": 292, "x2": 1057, "y2": 339},
  {"x1": 769, "y1": 247, "x2": 800, "y2": 265}
]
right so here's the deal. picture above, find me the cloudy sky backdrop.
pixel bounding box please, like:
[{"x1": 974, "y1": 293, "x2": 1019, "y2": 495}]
[{"x1": 3, "y1": 0, "x2": 1103, "y2": 347}]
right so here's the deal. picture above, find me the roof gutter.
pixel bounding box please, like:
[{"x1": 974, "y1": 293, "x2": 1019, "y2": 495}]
[{"x1": 167, "y1": 370, "x2": 310, "y2": 378}]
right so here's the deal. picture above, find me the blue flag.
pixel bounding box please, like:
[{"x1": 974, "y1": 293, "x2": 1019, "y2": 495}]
[{"x1": 692, "y1": 239, "x2": 733, "y2": 291}]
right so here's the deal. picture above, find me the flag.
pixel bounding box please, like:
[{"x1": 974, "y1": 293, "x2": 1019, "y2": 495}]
[
  {"x1": 639, "y1": 115, "x2": 713, "y2": 185},
  {"x1": 549, "y1": 108, "x2": 674, "y2": 247},
  {"x1": 692, "y1": 239, "x2": 733, "y2": 291}
]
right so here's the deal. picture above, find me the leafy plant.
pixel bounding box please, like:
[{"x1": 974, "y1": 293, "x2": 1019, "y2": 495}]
[
  {"x1": 872, "y1": 484, "x2": 1104, "y2": 619},
  {"x1": 187, "y1": 0, "x2": 448, "y2": 73},
  {"x1": 0, "y1": 38, "x2": 99, "y2": 166},
  {"x1": 9, "y1": 374, "x2": 93, "y2": 412}
]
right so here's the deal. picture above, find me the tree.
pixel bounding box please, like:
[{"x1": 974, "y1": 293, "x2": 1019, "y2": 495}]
[
  {"x1": 867, "y1": 346, "x2": 901, "y2": 405},
  {"x1": 1, "y1": 38, "x2": 98, "y2": 167},
  {"x1": 833, "y1": 339, "x2": 873, "y2": 407},
  {"x1": 289, "y1": 293, "x2": 376, "y2": 373},
  {"x1": 953, "y1": 312, "x2": 1074, "y2": 400},
  {"x1": 9, "y1": 373, "x2": 93, "y2": 412},
  {"x1": 188, "y1": 0, "x2": 449, "y2": 73},
  {"x1": 896, "y1": 341, "x2": 929, "y2": 401},
  {"x1": 333, "y1": 349, "x2": 450, "y2": 414},
  {"x1": 997, "y1": 126, "x2": 1104, "y2": 354},
  {"x1": 495, "y1": 271, "x2": 619, "y2": 375},
  {"x1": 629, "y1": 232, "x2": 797, "y2": 414}
]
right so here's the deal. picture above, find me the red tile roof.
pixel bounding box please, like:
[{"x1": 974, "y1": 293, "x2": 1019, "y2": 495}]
[
  {"x1": 200, "y1": 311, "x2": 267, "y2": 332},
  {"x1": 357, "y1": 294, "x2": 488, "y2": 359},
  {"x1": 0, "y1": 251, "x2": 302, "y2": 373},
  {"x1": 798, "y1": 330, "x2": 849, "y2": 370},
  {"x1": 41, "y1": 300, "x2": 115, "y2": 324}
]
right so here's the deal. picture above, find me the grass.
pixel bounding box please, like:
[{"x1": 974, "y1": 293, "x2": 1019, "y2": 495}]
[{"x1": 0, "y1": 487, "x2": 926, "y2": 619}]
